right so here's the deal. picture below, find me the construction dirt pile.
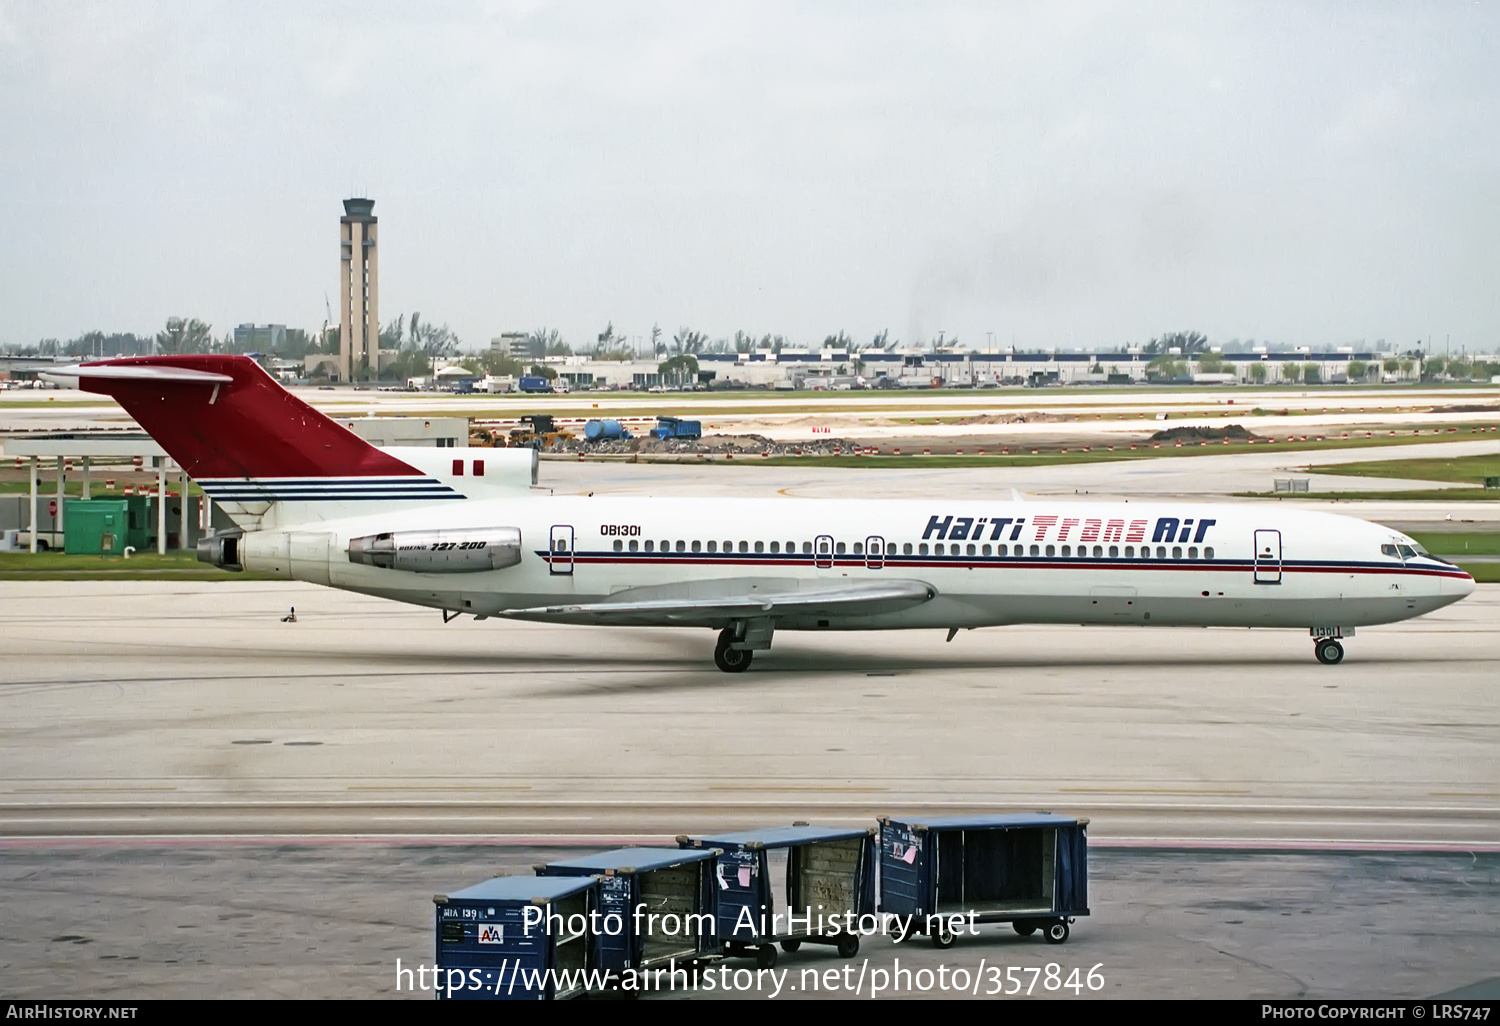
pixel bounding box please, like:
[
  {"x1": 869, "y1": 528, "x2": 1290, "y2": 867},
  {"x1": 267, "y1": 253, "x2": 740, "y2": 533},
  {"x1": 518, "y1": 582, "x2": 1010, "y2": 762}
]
[
  {"x1": 549, "y1": 433, "x2": 867, "y2": 456},
  {"x1": 1148, "y1": 423, "x2": 1260, "y2": 443}
]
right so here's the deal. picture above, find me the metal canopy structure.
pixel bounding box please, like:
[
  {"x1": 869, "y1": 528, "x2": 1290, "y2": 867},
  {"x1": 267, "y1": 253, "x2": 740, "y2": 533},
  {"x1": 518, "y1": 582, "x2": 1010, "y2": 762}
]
[{"x1": 5, "y1": 432, "x2": 188, "y2": 555}]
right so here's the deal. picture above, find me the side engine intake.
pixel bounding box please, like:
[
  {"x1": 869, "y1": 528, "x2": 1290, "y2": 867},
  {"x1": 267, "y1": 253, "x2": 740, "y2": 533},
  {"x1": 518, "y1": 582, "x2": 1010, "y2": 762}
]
[{"x1": 347, "y1": 527, "x2": 523, "y2": 573}]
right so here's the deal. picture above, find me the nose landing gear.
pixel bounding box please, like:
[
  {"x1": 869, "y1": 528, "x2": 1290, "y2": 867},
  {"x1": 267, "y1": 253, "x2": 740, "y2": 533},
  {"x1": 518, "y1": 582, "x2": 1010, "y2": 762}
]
[{"x1": 1314, "y1": 637, "x2": 1344, "y2": 664}]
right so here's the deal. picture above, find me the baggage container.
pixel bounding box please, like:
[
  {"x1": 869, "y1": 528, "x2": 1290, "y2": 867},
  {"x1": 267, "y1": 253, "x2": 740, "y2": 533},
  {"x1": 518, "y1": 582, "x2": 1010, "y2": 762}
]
[
  {"x1": 678, "y1": 823, "x2": 876, "y2": 969},
  {"x1": 879, "y1": 813, "x2": 1089, "y2": 946},
  {"x1": 432, "y1": 875, "x2": 600, "y2": 1000},
  {"x1": 537, "y1": 847, "x2": 721, "y2": 972}
]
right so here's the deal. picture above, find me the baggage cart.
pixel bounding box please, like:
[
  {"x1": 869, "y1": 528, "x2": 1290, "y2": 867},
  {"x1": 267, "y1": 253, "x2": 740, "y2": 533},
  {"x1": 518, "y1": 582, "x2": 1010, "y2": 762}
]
[
  {"x1": 432, "y1": 875, "x2": 599, "y2": 1000},
  {"x1": 879, "y1": 813, "x2": 1089, "y2": 946},
  {"x1": 537, "y1": 847, "x2": 721, "y2": 973},
  {"x1": 678, "y1": 823, "x2": 876, "y2": 969}
]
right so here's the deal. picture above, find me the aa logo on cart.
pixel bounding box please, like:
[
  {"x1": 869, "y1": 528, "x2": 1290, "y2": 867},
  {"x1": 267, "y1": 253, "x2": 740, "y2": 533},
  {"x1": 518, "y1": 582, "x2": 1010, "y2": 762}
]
[{"x1": 477, "y1": 924, "x2": 504, "y2": 944}]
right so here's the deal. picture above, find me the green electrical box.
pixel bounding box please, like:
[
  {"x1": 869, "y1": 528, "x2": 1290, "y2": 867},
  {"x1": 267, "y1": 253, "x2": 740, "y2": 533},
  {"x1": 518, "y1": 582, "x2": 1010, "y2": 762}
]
[{"x1": 64, "y1": 498, "x2": 150, "y2": 555}]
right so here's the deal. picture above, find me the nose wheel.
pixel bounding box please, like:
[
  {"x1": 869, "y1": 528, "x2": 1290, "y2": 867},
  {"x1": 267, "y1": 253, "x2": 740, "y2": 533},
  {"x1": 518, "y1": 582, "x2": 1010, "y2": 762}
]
[{"x1": 1314, "y1": 638, "x2": 1344, "y2": 665}]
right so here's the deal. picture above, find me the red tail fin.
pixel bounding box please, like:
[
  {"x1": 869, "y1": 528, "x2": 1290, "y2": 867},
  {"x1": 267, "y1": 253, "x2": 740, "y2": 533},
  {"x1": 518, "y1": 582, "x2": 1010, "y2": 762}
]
[{"x1": 71, "y1": 356, "x2": 416, "y2": 479}]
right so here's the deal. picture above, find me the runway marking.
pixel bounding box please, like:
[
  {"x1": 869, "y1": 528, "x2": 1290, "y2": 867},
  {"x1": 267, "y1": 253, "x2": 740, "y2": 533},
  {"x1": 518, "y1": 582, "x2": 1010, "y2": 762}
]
[
  {"x1": 345, "y1": 785, "x2": 533, "y2": 792},
  {"x1": 1058, "y1": 786, "x2": 1253, "y2": 795},
  {"x1": 0, "y1": 834, "x2": 1496, "y2": 854},
  {"x1": 1429, "y1": 791, "x2": 1500, "y2": 798},
  {"x1": 11, "y1": 792, "x2": 178, "y2": 798},
  {"x1": 708, "y1": 784, "x2": 888, "y2": 792}
]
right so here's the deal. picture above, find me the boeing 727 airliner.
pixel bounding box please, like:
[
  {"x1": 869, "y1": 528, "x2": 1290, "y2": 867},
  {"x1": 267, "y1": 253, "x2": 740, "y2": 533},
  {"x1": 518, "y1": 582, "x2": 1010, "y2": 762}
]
[{"x1": 49, "y1": 356, "x2": 1475, "y2": 672}]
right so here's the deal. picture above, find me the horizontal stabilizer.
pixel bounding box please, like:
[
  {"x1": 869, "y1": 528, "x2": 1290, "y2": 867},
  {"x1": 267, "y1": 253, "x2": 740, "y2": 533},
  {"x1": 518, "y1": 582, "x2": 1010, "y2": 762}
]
[
  {"x1": 42, "y1": 365, "x2": 234, "y2": 384},
  {"x1": 502, "y1": 579, "x2": 936, "y2": 625}
]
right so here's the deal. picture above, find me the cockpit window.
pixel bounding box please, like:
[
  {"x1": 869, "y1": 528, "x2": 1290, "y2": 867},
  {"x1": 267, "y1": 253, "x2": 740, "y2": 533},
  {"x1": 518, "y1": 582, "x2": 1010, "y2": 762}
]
[
  {"x1": 1381, "y1": 544, "x2": 1400, "y2": 558},
  {"x1": 1397, "y1": 544, "x2": 1417, "y2": 559}
]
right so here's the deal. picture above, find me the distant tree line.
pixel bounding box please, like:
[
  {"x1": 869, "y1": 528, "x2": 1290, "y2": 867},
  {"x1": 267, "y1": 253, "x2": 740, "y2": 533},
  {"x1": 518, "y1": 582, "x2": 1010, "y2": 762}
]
[{"x1": 8, "y1": 319, "x2": 1497, "y2": 386}]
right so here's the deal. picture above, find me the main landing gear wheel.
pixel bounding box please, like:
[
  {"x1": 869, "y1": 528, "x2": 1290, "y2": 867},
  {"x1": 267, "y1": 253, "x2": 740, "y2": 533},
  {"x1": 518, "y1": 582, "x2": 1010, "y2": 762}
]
[
  {"x1": 714, "y1": 629, "x2": 753, "y2": 673},
  {"x1": 1315, "y1": 638, "x2": 1345, "y2": 665}
]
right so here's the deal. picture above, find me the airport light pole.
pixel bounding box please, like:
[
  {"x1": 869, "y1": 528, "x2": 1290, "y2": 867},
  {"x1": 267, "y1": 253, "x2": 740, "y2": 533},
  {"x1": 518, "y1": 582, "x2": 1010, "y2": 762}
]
[{"x1": 28, "y1": 456, "x2": 37, "y2": 553}]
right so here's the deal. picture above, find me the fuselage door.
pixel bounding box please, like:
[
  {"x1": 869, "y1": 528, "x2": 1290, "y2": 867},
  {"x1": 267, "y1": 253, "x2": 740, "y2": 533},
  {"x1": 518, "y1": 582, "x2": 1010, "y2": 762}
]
[
  {"x1": 865, "y1": 535, "x2": 885, "y2": 570},
  {"x1": 815, "y1": 534, "x2": 834, "y2": 570},
  {"x1": 1253, "y1": 529, "x2": 1282, "y2": 585},
  {"x1": 549, "y1": 524, "x2": 574, "y2": 576}
]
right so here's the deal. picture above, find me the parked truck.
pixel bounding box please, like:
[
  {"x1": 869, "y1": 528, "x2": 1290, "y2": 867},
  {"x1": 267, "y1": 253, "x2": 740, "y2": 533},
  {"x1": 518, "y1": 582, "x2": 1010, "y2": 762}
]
[
  {"x1": 650, "y1": 416, "x2": 702, "y2": 440},
  {"x1": 518, "y1": 375, "x2": 555, "y2": 394}
]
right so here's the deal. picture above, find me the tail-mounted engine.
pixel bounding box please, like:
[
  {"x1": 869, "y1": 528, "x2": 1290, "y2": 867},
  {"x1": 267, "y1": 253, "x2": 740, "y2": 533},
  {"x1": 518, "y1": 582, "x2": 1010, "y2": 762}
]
[
  {"x1": 347, "y1": 527, "x2": 523, "y2": 573},
  {"x1": 197, "y1": 531, "x2": 244, "y2": 571}
]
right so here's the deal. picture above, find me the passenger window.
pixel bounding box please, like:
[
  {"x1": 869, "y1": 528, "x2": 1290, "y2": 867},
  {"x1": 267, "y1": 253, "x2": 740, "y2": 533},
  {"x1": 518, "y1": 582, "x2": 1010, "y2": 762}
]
[
  {"x1": 1204, "y1": 546, "x2": 1214, "y2": 560},
  {"x1": 1172, "y1": 546, "x2": 1182, "y2": 559},
  {"x1": 789, "y1": 541, "x2": 797, "y2": 553},
  {"x1": 644, "y1": 540, "x2": 654, "y2": 552},
  {"x1": 739, "y1": 541, "x2": 749, "y2": 553},
  {"x1": 919, "y1": 543, "x2": 929, "y2": 556},
  {"x1": 886, "y1": 542, "x2": 896, "y2": 555},
  {"x1": 835, "y1": 542, "x2": 846, "y2": 554},
  {"x1": 769, "y1": 541, "x2": 779, "y2": 553},
  {"x1": 754, "y1": 541, "x2": 764, "y2": 553},
  {"x1": 707, "y1": 541, "x2": 717, "y2": 552},
  {"x1": 691, "y1": 540, "x2": 701, "y2": 553},
  {"x1": 968, "y1": 543, "x2": 977, "y2": 556},
  {"x1": 629, "y1": 540, "x2": 639, "y2": 552},
  {"x1": 935, "y1": 543, "x2": 945, "y2": 555},
  {"x1": 676, "y1": 540, "x2": 686, "y2": 553},
  {"x1": 803, "y1": 541, "x2": 813, "y2": 554},
  {"x1": 982, "y1": 544, "x2": 992, "y2": 556},
  {"x1": 1188, "y1": 546, "x2": 1198, "y2": 559},
  {"x1": 660, "y1": 540, "x2": 669, "y2": 552},
  {"x1": 903, "y1": 543, "x2": 913, "y2": 555},
  {"x1": 1060, "y1": 545, "x2": 1070, "y2": 557},
  {"x1": 997, "y1": 544, "x2": 1007, "y2": 556},
  {"x1": 1030, "y1": 544, "x2": 1040, "y2": 556},
  {"x1": 613, "y1": 540, "x2": 623, "y2": 552},
  {"x1": 1156, "y1": 546, "x2": 1166, "y2": 559},
  {"x1": 853, "y1": 542, "x2": 863, "y2": 555},
  {"x1": 1121, "y1": 545, "x2": 1130, "y2": 557}
]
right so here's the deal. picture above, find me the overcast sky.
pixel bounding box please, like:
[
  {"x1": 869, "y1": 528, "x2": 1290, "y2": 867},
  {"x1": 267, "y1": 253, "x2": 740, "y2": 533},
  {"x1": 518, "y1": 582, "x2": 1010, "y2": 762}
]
[{"x1": 2, "y1": 1, "x2": 1497, "y2": 353}]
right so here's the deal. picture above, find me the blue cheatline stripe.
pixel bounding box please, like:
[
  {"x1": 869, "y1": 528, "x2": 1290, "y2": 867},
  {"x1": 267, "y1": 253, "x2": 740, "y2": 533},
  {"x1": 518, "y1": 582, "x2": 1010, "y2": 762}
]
[
  {"x1": 530, "y1": 551, "x2": 1471, "y2": 579},
  {"x1": 198, "y1": 476, "x2": 463, "y2": 502}
]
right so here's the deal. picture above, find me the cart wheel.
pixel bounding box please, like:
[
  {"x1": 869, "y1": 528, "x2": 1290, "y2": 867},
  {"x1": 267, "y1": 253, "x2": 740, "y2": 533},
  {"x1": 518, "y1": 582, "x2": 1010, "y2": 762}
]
[
  {"x1": 931, "y1": 922, "x2": 956, "y2": 949},
  {"x1": 756, "y1": 944, "x2": 778, "y2": 969},
  {"x1": 1044, "y1": 920, "x2": 1070, "y2": 945},
  {"x1": 837, "y1": 935, "x2": 860, "y2": 959},
  {"x1": 1013, "y1": 920, "x2": 1036, "y2": 937},
  {"x1": 779, "y1": 940, "x2": 802, "y2": 954}
]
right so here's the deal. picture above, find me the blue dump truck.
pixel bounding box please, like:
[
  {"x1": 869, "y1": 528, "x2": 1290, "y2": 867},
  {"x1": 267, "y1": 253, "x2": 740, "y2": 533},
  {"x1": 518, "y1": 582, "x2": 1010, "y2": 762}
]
[{"x1": 650, "y1": 416, "x2": 702, "y2": 440}]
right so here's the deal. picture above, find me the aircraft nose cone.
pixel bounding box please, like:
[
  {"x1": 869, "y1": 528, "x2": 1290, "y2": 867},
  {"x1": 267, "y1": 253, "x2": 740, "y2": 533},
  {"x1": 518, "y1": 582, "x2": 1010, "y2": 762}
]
[{"x1": 1445, "y1": 571, "x2": 1477, "y2": 599}]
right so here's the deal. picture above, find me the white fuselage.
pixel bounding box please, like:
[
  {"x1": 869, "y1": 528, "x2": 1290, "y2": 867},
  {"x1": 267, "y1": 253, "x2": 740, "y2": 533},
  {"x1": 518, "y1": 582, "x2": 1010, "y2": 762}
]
[{"x1": 239, "y1": 495, "x2": 1474, "y2": 633}]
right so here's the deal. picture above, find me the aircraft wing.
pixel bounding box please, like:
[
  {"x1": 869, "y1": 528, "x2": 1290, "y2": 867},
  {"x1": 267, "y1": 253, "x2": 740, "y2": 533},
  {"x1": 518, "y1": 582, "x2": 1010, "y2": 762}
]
[{"x1": 500, "y1": 578, "x2": 937, "y2": 626}]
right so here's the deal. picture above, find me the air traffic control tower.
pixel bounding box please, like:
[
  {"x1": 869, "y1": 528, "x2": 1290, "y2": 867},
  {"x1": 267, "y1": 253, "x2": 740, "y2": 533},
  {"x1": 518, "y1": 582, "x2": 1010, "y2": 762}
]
[{"x1": 339, "y1": 197, "x2": 379, "y2": 382}]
